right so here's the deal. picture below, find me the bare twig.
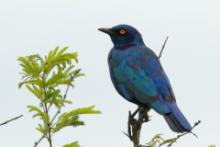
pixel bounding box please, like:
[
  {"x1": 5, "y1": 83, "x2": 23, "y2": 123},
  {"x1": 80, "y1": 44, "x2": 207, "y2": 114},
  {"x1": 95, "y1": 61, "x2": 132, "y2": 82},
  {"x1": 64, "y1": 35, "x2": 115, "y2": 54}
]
[
  {"x1": 0, "y1": 115, "x2": 23, "y2": 126},
  {"x1": 158, "y1": 36, "x2": 169, "y2": 59},
  {"x1": 34, "y1": 135, "x2": 45, "y2": 147},
  {"x1": 166, "y1": 120, "x2": 201, "y2": 147}
]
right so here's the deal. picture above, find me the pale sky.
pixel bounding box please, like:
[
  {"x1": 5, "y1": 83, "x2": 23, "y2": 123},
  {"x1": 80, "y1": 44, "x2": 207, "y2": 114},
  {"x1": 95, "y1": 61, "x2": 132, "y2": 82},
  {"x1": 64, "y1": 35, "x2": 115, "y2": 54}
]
[{"x1": 0, "y1": 0, "x2": 220, "y2": 147}]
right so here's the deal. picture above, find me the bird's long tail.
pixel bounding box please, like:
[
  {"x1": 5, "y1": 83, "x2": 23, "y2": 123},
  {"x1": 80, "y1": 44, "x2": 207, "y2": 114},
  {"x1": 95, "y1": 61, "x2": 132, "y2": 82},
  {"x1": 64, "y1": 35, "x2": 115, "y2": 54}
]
[{"x1": 163, "y1": 102, "x2": 192, "y2": 133}]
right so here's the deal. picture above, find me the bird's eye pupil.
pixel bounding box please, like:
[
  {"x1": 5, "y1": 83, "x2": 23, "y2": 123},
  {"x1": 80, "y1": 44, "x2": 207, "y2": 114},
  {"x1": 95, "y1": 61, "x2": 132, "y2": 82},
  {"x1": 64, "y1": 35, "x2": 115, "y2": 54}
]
[{"x1": 119, "y1": 29, "x2": 126, "y2": 35}]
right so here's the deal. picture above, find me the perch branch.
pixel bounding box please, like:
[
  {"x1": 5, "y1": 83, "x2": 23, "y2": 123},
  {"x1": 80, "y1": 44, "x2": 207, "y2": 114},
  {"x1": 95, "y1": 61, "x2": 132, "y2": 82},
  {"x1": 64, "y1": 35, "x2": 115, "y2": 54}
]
[
  {"x1": 124, "y1": 107, "x2": 150, "y2": 147},
  {"x1": 123, "y1": 107, "x2": 141, "y2": 140},
  {"x1": 0, "y1": 115, "x2": 23, "y2": 126}
]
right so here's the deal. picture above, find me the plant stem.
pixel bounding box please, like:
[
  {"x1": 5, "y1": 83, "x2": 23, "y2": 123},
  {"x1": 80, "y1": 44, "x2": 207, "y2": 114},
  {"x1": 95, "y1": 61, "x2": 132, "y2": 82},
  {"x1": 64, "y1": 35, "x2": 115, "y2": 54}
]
[
  {"x1": 43, "y1": 102, "x2": 53, "y2": 147},
  {"x1": 47, "y1": 132, "x2": 53, "y2": 147},
  {"x1": 45, "y1": 103, "x2": 53, "y2": 147},
  {"x1": 33, "y1": 70, "x2": 80, "y2": 147},
  {"x1": 42, "y1": 80, "x2": 53, "y2": 147},
  {"x1": 50, "y1": 70, "x2": 80, "y2": 127}
]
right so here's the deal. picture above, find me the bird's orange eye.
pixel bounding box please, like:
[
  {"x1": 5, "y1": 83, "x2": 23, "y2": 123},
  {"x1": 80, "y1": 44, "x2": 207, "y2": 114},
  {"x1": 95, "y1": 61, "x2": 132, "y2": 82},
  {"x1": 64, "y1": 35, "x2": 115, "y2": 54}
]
[{"x1": 119, "y1": 29, "x2": 126, "y2": 35}]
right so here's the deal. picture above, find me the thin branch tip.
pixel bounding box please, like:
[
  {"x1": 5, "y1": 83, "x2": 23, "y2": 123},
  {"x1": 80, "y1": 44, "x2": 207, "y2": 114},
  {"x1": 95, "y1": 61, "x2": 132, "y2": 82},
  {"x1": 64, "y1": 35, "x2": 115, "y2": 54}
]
[
  {"x1": 167, "y1": 120, "x2": 201, "y2": 147},
  {"x1": 189, "y1": 120, "x2": 201, "y2": 139},
  {"x1": 0, "y1": 114, "x2": 23, "y2": 126},
  {"x1": 158, "y1": 36, "x2": 169, "y2": 59}
]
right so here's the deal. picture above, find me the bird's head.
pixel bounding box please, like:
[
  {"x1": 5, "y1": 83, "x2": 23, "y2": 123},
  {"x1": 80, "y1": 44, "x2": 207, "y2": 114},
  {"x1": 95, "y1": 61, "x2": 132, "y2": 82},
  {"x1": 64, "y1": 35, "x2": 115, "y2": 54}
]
[{"x1": 98, "y1": 24, "x2": 144, "y2": 48}]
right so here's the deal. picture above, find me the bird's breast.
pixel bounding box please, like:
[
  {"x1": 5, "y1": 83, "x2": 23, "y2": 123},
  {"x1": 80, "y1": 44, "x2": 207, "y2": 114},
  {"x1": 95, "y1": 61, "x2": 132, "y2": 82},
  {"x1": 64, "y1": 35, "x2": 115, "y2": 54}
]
[
  {"x1": 111, "y1": 60, "x2": 128, "y2": 83},
  {"x1": 108, "y1": 49, "x2": 140, "y2": 83}
]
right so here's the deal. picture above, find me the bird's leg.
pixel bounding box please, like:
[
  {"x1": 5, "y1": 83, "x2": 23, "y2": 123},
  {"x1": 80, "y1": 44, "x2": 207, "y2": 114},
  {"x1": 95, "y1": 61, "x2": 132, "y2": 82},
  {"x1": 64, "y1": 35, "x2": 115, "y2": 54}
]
[
  {"x1": 131, "y1": 107, "x2": 141, "y2": 118},
  {"x1": 141, "y1": 107, "x2": 150, "y2": 123}
]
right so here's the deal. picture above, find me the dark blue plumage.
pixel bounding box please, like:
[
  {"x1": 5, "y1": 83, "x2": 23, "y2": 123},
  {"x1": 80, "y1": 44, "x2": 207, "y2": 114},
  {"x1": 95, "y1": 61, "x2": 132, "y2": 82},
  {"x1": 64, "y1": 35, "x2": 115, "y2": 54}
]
[{"x1": 99, "y1": 24, "x2": 192, "y2": 133}]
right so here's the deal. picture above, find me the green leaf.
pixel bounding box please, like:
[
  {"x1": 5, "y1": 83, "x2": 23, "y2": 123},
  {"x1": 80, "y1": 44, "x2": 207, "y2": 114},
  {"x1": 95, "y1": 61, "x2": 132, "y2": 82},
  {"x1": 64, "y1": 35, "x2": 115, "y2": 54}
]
[
  {"x1": 18, "y1": 56, "x2": 33, "y2": 76},
  {"x1": 44, "y1": 47, "x2": 78, "y2": 75},
  {"x1": 53, "y1": 115, "x2": 85, "y2": 133},
  {"x1": 42, "y1": 87, "x2": 72, "y2": 107},
  {"x1": 27, "y1": 105, "x2": 49, "y2": 124},
  {"x1": 147, "y1": 134, "x2": 164, "y2": 147},
  {"x1": 18, "y1": 47, "x2": 101, "y2": 146},
  {"x1": 53, "y1": 106, "x2": 101, "y2": 132},
  {"x1": 159, "y1": 137, "x2": 177, "y2": 147},
  {"x1": 18, "y1": 54, "x2": 43, "y2": 79},
  {"x1": 208, "y1": 145, "x2": 216, "y2": 147},
  {"x1": 18, "y1": 46, "x2": 80, "y2": 90},
  {"x1": 45, "y1": 69, "x2": 74, "y2": 87},
  {"x1": 18, "y1": 78, "x2": 44, "y2": 88},
  {"x1": 64, "y1": 105, "x2": 101, "y2": 116},
  {"x1": 36, "y1": 123, "x2": 46, "y2": 134},
  {"x1": 63, "y1": 141, "x2": 81, "y2": 147},
  {"x1": 26, "y1": 85, "x2": 43, "y2": 100}
]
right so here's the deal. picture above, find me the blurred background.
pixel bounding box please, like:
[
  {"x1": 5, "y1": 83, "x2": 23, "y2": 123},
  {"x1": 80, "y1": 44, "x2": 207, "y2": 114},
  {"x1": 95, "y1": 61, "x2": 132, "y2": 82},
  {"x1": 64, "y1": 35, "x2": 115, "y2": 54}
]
[{"x1": 0, "y1": 0, "x2": 219, "y2": 146}]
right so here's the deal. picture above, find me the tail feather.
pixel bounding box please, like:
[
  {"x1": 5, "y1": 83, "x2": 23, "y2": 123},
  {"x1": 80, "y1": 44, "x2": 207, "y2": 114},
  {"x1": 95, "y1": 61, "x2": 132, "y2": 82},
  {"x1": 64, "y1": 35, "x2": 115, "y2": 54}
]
[{"x1": 163, "y1": 102, "x2": 192, "y2": 133}]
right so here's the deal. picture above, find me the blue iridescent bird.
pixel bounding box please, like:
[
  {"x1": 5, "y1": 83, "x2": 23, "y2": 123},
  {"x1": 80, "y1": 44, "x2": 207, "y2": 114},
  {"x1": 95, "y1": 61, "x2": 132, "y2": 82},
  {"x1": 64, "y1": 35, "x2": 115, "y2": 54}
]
[{"x1": 98, "y1": 24, "x2": 192, "y2": 133}]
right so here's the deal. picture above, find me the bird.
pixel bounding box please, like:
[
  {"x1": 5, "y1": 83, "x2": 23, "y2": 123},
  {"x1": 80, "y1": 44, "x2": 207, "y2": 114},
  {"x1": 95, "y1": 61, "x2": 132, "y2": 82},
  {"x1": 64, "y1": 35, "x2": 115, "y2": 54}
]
[{"x1": 98, "y1": 24, "x2": 192, "y2": 133}]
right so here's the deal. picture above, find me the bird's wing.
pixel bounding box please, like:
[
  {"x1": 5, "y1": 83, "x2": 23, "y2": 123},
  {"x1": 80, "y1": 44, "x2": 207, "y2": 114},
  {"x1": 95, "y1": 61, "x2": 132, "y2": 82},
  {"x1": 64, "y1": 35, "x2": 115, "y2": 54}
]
[
  {"x1": 123, "y1": 47, "x2": 191, "y2": 132},
  {"x1": 140, "y1": 47, "x2": 176, "y2": 102},
  {"x1": 109, "y1": 67, "x2": 134, "y2": 101},
  {"x1": 121, "y1": 53, "x2": 160, "y2": 104},
  {"x1": 121, "y1": 46, "x2": 176, "y2": 107}
]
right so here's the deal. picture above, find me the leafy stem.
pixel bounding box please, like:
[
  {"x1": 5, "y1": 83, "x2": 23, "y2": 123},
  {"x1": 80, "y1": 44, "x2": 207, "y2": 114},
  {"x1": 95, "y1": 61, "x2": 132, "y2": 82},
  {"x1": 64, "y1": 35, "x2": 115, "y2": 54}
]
[{"x1": 18, "y1": 47, "x2": 101, "y2": 147}]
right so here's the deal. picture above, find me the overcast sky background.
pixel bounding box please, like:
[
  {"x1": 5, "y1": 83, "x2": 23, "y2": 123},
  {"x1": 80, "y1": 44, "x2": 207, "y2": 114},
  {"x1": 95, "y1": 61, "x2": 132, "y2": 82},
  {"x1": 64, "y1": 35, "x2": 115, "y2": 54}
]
[{"x1": 0, "y1": 0, "x2": 219, "y2": 147}]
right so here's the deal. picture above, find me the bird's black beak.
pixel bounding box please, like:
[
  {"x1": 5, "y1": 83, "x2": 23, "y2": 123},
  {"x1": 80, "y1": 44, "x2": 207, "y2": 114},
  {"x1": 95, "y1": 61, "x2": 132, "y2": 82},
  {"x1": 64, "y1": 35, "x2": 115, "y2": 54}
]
[{"x1": 98, "y1": 28, "x2": 113, "y2": 35}]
